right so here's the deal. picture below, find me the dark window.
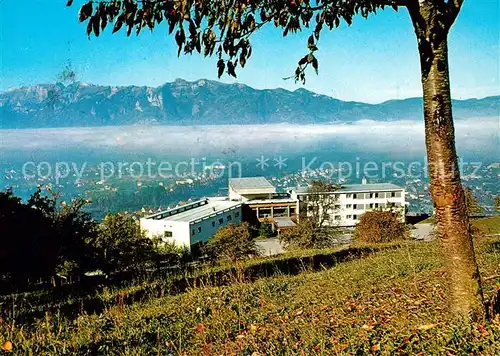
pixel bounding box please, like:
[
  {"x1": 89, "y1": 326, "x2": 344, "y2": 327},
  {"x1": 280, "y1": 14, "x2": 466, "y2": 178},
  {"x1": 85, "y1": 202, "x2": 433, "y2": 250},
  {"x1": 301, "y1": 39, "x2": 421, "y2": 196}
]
[
  {"x1": 353, "y1": 215, "x2": 358, "y2": 220},
  {"x1": 192, "y1": 229, "x2": 195, "y2": 235},
  {"x1": 235, "y1": 211, "x2": 240, "y2": 218},
  {"x1": 218, "y1": 218, "x2": 224, "y2": 225},
  {"x1": 212, "y1": 221, "x2": 215, "y2": 227},
  {"x1": 227, "y1": 215, "x2": 232, "y2": 221},
  {"x1": 197, "y1": 227, "x2": 202, "y2": 233}
]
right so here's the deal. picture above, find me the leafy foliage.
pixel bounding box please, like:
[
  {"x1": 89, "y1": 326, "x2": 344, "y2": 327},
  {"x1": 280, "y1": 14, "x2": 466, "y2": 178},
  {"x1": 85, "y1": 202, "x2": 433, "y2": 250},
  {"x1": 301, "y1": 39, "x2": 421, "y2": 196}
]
[
  {"x1": 495, "y1": 196, "x2": 500, "y2": 213},
  {"x1": 69, "y1": 0, "x2": 407, "y2": 82},
  {"x1": 279, "y1": 217, "x2": 331, "y2": 250},
  {"x1": 89, "y1": 213, "x2": 156, "y2": 274},
  {"x1": 464, "y1": 186, "x2": 485, "y2": 216},
  {"x1": 280, "y1": 180, "x2": 340, "y2": 250},
  {"x1": 205, "y1": 222, "x2": 261, "y2": 262},
  {"x1": 152, "y1": 239, "x2": 192, "y2": 266},
  {"x1": 354, "y1": 210, "x2": 409, "y2": 243},
  {"x1": 258, "y1": 220, "x2": 274, "y2": 237},
  {"x1": 0, "y1": 189, "x2": 58, "y2": 280},
  {"x1": 0, "y1": 189, "x2": 168, "y2": 285},
  {"x1": 305, "y1": 180, "x2": 339, "y2": 229}
]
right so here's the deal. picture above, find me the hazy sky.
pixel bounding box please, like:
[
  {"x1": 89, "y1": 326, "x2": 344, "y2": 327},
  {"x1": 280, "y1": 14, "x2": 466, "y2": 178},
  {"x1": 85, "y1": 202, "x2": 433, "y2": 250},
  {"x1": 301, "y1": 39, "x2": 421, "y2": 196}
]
[{"x1": 0, "y1": 0, "x2": 499, "y2": 103}]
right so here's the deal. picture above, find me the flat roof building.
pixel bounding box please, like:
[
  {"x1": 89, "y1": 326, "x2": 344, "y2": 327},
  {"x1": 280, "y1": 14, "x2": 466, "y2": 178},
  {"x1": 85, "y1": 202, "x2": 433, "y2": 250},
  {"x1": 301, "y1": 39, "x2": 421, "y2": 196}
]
[
  {"x1": 140, "y1": 198, "x2": 242, "y2": 249},
  {"x1": 140, "y1": 177, "x2": 409, "y2": 248},
  {"x1": 229, "y1": 177, "x2": 276, "y2": 201}
]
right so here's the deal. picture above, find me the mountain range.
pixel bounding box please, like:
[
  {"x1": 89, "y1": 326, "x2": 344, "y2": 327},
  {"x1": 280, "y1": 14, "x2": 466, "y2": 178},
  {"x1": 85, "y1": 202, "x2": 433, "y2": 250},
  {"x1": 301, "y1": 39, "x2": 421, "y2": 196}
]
[{"x1": 0, "y1": 78, "x2": 498, "y2": 128}]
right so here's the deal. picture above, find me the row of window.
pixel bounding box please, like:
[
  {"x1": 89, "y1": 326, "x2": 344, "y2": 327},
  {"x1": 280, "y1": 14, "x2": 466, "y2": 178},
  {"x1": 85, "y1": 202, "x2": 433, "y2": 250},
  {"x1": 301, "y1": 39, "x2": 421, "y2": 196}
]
[
  {"x1": 333, "y1": 214, "x2": 359, "y2": 221},
  {"x1": 345, "y1": 202, "x2": 401, "y2": 209},
  {"x1": 192, "y1": 211, "x2": 241, "y2": 236},
  {"x1": 345, "y1": 192, "x2": 400, "y2": 199}
]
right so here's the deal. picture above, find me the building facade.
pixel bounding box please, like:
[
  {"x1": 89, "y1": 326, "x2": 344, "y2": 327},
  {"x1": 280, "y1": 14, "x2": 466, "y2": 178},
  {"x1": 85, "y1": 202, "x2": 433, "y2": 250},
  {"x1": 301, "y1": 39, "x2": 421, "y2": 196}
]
[
  {"x1": 140, "y1": 198, "x2": 242, "y2": 249},
  {"x1": 291, "y1": 182, "x2": 406, "y2": 227},
  {"x1": 140, "y1": 177, "x2": 407, "y2": 248}
]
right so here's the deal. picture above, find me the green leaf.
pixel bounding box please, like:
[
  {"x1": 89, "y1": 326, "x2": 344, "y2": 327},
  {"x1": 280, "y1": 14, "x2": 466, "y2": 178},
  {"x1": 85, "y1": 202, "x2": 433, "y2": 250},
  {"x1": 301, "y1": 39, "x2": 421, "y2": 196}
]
[
  {"x1": 312, "y1": 56, "x2": 319, "y2": 74},
  {"x1": 113, "y1": 14, "x2": 125, "y2": 33},
  {"x1": 79, "y1": 1, "x2": 93, "y2": 23},
  {"x1": 175, "y1": 26, "x2": 186, "y2": 56},
  {"x1": 298, "y1": 55, "x2": 308, "y2": 66},
  {"x1": 217, "y1": 59, "x2": 225, "y2": 78},
  {"x1": 92, "y1": 16, "x2": 101, "y2": 37}
]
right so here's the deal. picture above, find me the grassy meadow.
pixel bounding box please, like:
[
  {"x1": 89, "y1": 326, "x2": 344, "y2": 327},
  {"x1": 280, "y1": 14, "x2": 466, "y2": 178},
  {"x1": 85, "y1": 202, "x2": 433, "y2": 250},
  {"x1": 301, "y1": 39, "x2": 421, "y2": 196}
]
[{"x1": 1, "y1": 217, "x2": 500, "y2": 355}]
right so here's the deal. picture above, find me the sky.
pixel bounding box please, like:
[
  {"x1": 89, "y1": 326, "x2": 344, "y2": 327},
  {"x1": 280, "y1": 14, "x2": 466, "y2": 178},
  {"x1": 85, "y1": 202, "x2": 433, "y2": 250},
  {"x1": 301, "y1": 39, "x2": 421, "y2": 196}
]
[{"x1": 0, "y1": 0, "x2": 499, "y2": 103}]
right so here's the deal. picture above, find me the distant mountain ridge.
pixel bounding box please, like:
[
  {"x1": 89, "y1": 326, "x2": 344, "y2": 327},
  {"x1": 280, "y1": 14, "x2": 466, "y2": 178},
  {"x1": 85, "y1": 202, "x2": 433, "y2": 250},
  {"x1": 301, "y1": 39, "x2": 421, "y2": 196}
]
[{"x1": 0, "y1": 78, "x2": 498, "y2": 128}]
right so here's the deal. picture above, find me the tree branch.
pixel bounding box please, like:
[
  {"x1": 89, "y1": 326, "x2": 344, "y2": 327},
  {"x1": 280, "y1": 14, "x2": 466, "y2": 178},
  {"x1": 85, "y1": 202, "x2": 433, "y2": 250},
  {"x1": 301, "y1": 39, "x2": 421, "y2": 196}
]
[{"x1": 447, "y1": 0, "x2": 465, "y2": 25}]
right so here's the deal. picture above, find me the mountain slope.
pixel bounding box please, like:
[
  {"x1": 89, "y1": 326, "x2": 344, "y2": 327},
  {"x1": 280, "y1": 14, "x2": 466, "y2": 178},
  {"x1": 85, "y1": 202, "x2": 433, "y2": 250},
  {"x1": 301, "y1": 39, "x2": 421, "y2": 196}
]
[{"x1": 0, "y1": 79, "x2": 498, "y2": 128}]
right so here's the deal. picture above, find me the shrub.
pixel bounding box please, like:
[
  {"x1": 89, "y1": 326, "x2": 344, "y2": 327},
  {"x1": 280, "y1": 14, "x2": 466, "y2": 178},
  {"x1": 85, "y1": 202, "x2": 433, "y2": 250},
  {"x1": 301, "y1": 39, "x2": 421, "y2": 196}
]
[
  {"x1": 354, "y1": 210, "x2": 409, "y2": 243},
  {"x1": 258, "y1": 221, "x2": 274, "y2": 237},
  {"x1": 88, "y1": 213, "x2": 156, "y2": 274},
  {"x1": 153, "y1": 240, "x2": 191, "y2": 266},
  {"x1": 205, "y1": 222, "x2": 262, "y2": 262},
  {"x1": 279, "y1": 218, "x2": 333, "y2": 250}
]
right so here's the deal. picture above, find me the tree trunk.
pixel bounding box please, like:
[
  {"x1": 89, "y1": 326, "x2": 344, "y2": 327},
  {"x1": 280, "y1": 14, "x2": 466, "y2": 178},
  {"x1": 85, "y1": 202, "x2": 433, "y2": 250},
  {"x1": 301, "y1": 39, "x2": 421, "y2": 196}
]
[{"x1": 408, "y1": 3, "x2": 486, "y2": 320}]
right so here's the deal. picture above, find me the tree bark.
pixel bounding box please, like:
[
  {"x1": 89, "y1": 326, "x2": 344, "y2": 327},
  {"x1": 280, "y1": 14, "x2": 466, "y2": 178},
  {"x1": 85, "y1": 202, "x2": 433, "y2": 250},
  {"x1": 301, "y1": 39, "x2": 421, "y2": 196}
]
[{"x1": 408, "y1": 1, "x2": 486, "y2": 320}]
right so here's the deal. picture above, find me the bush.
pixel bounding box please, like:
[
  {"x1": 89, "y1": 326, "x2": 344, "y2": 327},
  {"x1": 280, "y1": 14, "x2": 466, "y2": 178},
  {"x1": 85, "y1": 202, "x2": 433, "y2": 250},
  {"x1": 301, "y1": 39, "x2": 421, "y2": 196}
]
[
  {"x1": 153, "y1": 240, "x2": 191, "y2": 266},
  {"x1": 354, "y1": 210, "x2": 409, "y2": 243},
  {"x1": 279, "y1": 218, "x2": 334, "y2": 250},
  {"x1": 258, "y1": 221, "x2": 274, "y2": 237},
  {"x1": 88, "y1": 213, "x2": 156, "y2": 274},
  {"x1": 205, "y1": 222, "x2": 262, "y2": 262}
]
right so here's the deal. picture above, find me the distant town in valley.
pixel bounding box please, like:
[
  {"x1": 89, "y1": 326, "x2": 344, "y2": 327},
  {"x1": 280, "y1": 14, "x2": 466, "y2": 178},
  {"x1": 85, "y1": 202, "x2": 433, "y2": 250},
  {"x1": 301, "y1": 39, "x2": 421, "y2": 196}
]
[{"x1": 1, "y1": 158, "x2": 498, "y2": 221}]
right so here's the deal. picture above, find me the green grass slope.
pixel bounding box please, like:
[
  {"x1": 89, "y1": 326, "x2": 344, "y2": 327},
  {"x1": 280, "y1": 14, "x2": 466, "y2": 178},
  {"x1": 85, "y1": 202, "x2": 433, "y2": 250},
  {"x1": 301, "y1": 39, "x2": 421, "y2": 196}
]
[{"x1": 2, "y1": 239, "x2": 500, "y2": 355}]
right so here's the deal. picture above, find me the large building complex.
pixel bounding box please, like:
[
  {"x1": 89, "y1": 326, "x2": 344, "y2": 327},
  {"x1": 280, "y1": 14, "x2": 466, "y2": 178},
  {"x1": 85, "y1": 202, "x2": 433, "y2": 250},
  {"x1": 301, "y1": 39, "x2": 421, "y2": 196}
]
[{"x1": 140, "y1": 177, "x2": 406, "y2": 248}]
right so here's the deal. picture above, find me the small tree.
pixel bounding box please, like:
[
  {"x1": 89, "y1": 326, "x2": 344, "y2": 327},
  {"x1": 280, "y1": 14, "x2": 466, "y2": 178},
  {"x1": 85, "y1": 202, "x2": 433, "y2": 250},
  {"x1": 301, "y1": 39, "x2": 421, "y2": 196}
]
[
  {"x1": 354, "y1": 210, "x2": 409, "y2": 244},
  {"x1": 258, "y1": 220, "x2": 274, "y2": 238},
  {"x1": 463, "y1": 186, "x2": 484, "y2": 216},
  {"x1": 284, "y1": 180, "x2": 340, "y2": 250},
  {"x1": 205, "y1": 223, "x2": 261, "y2": 263},
  {"x1": 279, "y1": 218, "x2": 318, "y2": 249},
  {"x1": 89, "y1": 213, "x2": 155, "y2": 274},
  {"x1": 279, "y1": 218, "x2": 332, "y2": 250},
  {"x1": 152, "y1": 239, "x2": 191, "y2": 267},
  {"x1": 306, "y1": 181, "x2": 339, "y2": 229},
  {"x1": 495, "y1": 196, "x2": 500, "y2": 213}
]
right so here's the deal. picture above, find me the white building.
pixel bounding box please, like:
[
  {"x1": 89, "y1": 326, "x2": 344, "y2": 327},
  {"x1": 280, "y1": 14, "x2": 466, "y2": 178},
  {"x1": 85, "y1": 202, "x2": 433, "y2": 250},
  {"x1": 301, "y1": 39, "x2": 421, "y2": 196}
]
[
  {"x1": 291, "y1": 182, "x2": 406, "y2": 227},
  {"x1": 140, "y1": 198, "x2": 242, "y2": 249},
  {"x1": 140, "y1": 177, "x2": 407, "y2": 248},
  {"x1": 229, "y1": 177, "x2": 276, "y2": 201}
]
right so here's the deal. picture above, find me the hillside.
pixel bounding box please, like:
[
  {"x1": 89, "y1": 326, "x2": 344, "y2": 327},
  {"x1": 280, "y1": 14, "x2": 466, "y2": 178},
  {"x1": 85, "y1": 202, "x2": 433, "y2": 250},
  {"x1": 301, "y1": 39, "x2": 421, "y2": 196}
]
[
  {"x1": 2, "y1": 238, "x2": 499, "y2": 354},
  {"x1": 0, "y1": 79, "x2": 498, "y2": 128}
]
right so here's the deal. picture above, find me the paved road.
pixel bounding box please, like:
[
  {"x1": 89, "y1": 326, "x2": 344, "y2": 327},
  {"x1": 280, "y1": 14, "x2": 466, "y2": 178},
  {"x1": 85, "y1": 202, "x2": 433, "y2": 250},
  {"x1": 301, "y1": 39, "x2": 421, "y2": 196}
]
[
  {"x1": 411, "y1": 223, "x2": 435, "y2": 241},
  {"x1": 256, "y1": 238, "x2": 285, "y2": 256},
  {"x1": 256, "y1": 225, "x2": 436, "y2": 257}
]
